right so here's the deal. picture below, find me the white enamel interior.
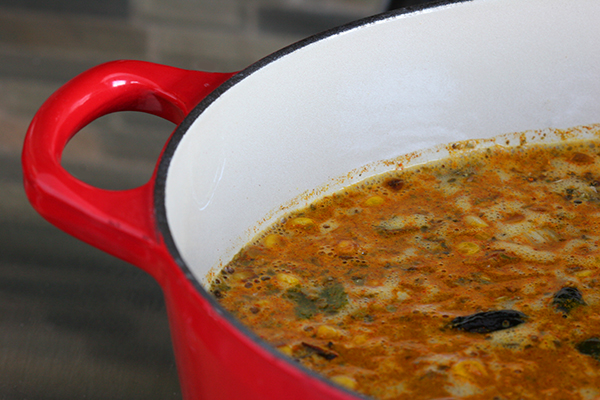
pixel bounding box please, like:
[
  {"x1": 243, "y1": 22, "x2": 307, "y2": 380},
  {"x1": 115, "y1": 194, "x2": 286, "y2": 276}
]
[{"x1": 164, "y1": 0, "x2": 600, "y2": 287}]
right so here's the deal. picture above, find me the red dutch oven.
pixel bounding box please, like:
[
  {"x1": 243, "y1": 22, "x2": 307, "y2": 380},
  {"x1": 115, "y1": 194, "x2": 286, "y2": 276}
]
[{"x1": 22, "y1": 0, "x2": 600, "y2": 399}]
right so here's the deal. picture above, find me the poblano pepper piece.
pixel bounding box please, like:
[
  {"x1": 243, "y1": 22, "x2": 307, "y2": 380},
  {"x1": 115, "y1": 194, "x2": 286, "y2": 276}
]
[{"x1": 450, "y1": 310, "x2": 528, "y2": 333}]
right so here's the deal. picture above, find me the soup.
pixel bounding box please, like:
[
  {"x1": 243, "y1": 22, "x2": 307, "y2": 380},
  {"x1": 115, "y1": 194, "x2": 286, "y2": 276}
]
[{"x1": 210, "y1": 127, "x2": 600, "y2": 399}]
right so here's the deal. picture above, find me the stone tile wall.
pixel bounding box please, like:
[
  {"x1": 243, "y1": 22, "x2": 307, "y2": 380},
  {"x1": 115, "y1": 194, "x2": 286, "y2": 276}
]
[{"x1": 0, "y1": 0, "x2": 394, "y2": 187}]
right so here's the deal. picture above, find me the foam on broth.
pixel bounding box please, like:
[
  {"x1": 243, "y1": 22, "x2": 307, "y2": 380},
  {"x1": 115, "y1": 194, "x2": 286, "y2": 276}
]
[{"x1": 209, "y1": 125, "x2": 600, "y2": 400}]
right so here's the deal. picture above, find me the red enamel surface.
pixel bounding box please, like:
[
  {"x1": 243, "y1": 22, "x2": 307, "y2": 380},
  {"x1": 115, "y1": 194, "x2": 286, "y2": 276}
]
[
  {"x1": 21, "y1": 60, "x2": 355, "y2": 400},
  {"x1": 162, "y1": 264, "x2": 358, "y2": 400},
  {"x1": 22, "y1": 60, "x2": 234, "y2": 282}
]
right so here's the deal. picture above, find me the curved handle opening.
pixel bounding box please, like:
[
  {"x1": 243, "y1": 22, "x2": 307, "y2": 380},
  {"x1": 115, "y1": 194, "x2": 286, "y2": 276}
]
[
  {"x1": 62, "y1": 111, "x2": 176, "y2": 191},
  {"x1": 22, "y1": 60, "x2": 236, "y2": 282}
]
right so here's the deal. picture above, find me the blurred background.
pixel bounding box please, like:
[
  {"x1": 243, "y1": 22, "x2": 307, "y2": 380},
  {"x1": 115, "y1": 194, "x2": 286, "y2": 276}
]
[{"x1": 0, "y1": 0, "x2": 433, "y2": 399}]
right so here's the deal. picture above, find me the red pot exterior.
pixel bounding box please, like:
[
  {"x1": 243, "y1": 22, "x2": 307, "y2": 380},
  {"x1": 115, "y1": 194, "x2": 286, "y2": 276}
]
[
  {"x1": 21, "y1": 60, "x2": 234, "y2": 282},
  {"x1": 21, "y1": 59, "x2": 358, "y2": 400},
  {"x1": 162, "y1": 259, "x2": 359, "y2": 400}
]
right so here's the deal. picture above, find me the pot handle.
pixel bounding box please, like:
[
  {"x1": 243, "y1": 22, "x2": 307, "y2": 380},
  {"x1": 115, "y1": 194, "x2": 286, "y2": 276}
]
[{"x1": 22, "y1": 60, "x2": 236, "y2": 282}]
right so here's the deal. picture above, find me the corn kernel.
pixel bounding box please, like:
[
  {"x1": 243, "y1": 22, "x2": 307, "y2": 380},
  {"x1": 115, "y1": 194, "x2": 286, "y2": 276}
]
[
  {"x1": 277, "y1": 345, "x2": 293, "y2": 357},
  {"x1": 364, "y1": 196, "x2": 385, "y2": 207},
  {"x1": 336, "y1": 240, "x2": 357, "y2": 256},
  {"x1": 575, "y1": 269, "x2": 593, "y2": 278},
  {"x1": 465, "y1": 215, "x2": 489, "y2": 228},
  {"x1": 317, "y1": 325, "x2": 342, "y2": 340},
  {"x1": 289, "y1": 217, "x2": 315, "y2": 228},
  {"x1": 229, "y1": 271, "x2": 252, "y2": 283},
  {"x1": 474, "y1": 232, "x2": 492, "y2": 241},
  {"x1": 456, "y1": 242, "x2": 480, "y2": 255},
  {"x1": 264, "y1": 234, "x2": 285, "y2": 248},
  {"x1": 276, "y1": 273, "x2": 301, "y2": 287},
  {"x1": 352, "y1": 334, "x2": 368, "y2": 346},
  {"x1": 331, "y1": 375, "x2": 357, "y2": 390},
  {"x1": 450, "y1": 359, "x2": 487, "y2": 383}
]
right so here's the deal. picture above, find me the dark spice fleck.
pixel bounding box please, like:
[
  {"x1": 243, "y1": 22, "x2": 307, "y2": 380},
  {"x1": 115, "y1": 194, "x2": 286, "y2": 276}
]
[
  {"x1": 301, "y1": 342, "x2": 338, "y2": 360},
  {"x1": 552, "y1": 286, "x2": 586, "y2": 314},
  {"x1": 570, "y1": 152, "x2": 595, "y2": 164},
  {"x1": 385, "y1": 179, "x2": 405, "y2": 191},
  {"x1": 576, "y1": 337, "x2": 600, "y2": 360},
  {"x1": 450, "y1": 310, "x2": 528, "y2": 333}
]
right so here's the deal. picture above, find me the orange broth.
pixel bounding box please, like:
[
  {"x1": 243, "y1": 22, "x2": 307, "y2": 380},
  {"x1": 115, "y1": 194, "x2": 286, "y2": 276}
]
[{"x1": 210, "y1": 134, "x2": 600, "y2": 399}]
